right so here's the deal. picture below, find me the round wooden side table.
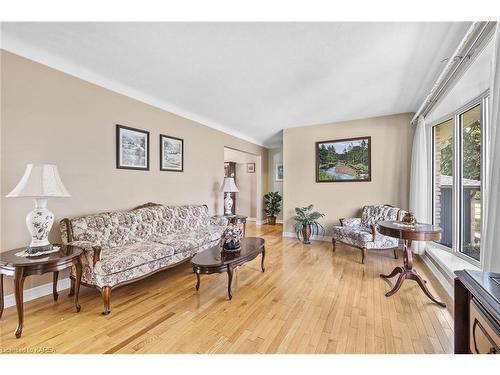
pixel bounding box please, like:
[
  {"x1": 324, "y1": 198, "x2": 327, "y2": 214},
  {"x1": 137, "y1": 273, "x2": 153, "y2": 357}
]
[
  {"x1": 0, "y1": 244, "x2": 83, "y2": 338},
  {"x1": 377, "y1": 221, "x2": 446, "y2": 307}
]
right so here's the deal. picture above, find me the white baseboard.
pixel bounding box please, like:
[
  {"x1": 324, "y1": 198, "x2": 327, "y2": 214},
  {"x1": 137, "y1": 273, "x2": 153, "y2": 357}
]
[
  {"x1": 246, "y1": 217, "x2": 257, "y2": 222},
  {"x1": 254, "y1": 218, "x2": 283, "y2": 225},
  {"x1": 4, "y1": 277, "x2": 70, "y2": 309},
  {"x1": 283, "y1": 231, "x2": 332, "y2": 242},
  {"x1": 420, "y1": 254, "x2": 453, "y2": 297}
]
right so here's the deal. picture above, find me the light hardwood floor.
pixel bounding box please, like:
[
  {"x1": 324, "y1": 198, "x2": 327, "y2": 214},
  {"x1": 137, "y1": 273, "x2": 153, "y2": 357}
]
[{"x1": 0, "y1": 223, "x2": 454, "y2": 353}]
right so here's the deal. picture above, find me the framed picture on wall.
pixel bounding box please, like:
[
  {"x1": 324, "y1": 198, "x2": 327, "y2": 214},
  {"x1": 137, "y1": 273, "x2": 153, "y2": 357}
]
[
  {"x1": 247, "y1": 163, "x2": 255, "y2": 173},
  {"x1": 116, "y1": 124, "x2": 150, "y2": 170},
  {"x1": 316, "y1": 136, "x2": 371, "y2": 182},
  {"x1": 160, "y1": 134, "x2": 184, "y2": 172},
  {"x1": 275, "y1": 163, "x2": 283, "y2": 181}
]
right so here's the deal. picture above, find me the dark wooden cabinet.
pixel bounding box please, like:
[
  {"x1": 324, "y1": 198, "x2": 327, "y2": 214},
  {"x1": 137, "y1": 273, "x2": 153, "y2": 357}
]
[
  {"x1": 454, "y1": 270, "x2": 500, "y2": 354},
  {"x1": 224, "y1": 161, "x2": 237, "y2": 215}
]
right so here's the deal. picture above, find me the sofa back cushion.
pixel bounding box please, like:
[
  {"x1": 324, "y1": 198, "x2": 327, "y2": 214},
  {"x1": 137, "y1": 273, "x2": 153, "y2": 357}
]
[
  {"x1": 61, "y1": 204, "x2": 210, "y2": 249},
  {"x1": 361, "y1": 205, "x2": 400, "y2": 228}
]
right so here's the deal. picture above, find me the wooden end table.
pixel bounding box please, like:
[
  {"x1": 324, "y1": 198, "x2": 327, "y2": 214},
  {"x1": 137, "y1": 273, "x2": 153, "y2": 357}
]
[
  {"x1": 191, "y1": 237, "x2": 265, "y2": 300},
  {"x1": 377, "y1": 221, "x2": 446, "y2": 307},
  {"x1": 0, "y1": 244, "x2": 83, "y2": 338}
]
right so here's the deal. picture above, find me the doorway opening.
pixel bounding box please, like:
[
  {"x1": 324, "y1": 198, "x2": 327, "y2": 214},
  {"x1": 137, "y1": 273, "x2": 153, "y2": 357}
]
[{"x1": 223, "y1": 147, "x2": 261, "y2": 222}]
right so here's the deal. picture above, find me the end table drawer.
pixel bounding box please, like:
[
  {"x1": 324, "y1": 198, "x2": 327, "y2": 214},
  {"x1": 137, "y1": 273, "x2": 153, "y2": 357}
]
[{"x1": 469, "y1": 298, "x2": 500, "y2": 354}]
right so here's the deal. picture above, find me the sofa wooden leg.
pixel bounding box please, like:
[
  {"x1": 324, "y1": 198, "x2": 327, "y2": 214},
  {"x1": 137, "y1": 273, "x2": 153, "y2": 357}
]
[
  {"x1": 393, "y1": 248, "x2": 399, "y2": 259},
  {"x1": 361, "y1": 248, "x2": 367, "y2": 264},
  {"x1": 332, "y1": 239, "x2": 336, "y2": 252},
  {"x1": 101, "y1": 286, "x2": 111, "y2": 315}
]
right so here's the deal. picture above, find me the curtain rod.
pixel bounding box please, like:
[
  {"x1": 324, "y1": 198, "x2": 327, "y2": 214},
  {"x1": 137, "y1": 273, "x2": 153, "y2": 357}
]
[{"x1": 411, "y1": 21, "x2": 497, "y2": 124}]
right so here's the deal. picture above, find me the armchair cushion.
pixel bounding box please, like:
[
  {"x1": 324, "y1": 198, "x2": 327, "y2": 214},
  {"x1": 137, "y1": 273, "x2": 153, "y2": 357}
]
[
  {"x1": 340, "y1": 218, "x2": 361, "y2": 227},
  {"x1": 332, "y1": 226, "x2": 373, "y2": 248},
  {"x1": 332, "y1": 205, "x2": 402, "y2": 250}
]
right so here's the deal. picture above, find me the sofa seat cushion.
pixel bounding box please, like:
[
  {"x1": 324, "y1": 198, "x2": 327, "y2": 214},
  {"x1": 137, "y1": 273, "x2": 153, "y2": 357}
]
[
  {"x1": 94, "y1": 241, "x2": 175, "y2": 276},
  {"x1": 151, "y1": 225, "x2": 225, "y2": 254},
  {"x1": 332, "y1": 226, "x2": 373, "y2": 247}
]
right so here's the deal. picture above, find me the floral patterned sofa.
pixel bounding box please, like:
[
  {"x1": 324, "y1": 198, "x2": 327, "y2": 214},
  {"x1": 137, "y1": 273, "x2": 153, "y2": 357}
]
[
  {"x1": 60, "y1": 203, "x2": 227, "y2": 315},
  {"x1": 331, "y1": 205, "x2": 406, "y2": 264}
]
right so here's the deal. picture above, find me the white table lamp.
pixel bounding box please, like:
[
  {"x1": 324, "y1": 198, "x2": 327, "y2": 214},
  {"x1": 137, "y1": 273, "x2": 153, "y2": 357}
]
[
  {"x1": 221, "y1": 177, "x2": 239, "y2": 216},
  {"x1": 6, "y1": 164, "x2": 71, "y2": 255}
]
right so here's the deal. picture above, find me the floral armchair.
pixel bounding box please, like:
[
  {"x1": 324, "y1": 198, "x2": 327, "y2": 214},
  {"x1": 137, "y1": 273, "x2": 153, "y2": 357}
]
[{"x1": 331, "y1": 205, "x2": 406, "y2": 264}]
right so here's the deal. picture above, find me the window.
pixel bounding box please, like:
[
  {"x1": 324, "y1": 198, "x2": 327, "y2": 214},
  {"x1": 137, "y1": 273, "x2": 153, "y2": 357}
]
[
  {"x1": 431, "y1": 96, "x2": 486, "y2": 265},
  {"x1": 460, "y1": 105, "x2": 481, "y2": 261},
  {"x1": 432, "y1": 119, "x2": 453, "y2": 248}
]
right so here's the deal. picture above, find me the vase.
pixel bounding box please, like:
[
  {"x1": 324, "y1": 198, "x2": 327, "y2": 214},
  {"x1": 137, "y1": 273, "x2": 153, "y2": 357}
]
[
  {"x1": 302, "y1": 224, "x2": 311, "y2": 244},
  {"x1": 223, "y1": 240, "x2": 241, "y2": 252},
  {"x1": 268, "y1": 216, "x2": 276, "y2": 225}
]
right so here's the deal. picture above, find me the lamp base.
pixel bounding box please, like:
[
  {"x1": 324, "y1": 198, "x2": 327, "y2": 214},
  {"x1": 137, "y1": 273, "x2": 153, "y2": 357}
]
[
  {"x1": 25, "y1": 244, "x2": 54, "y2": 257},
  {"x1": 26, "y1": 198, "x2": 54, "y2": 252},
  {"x1": 224, "y1": 192, "x2": 234, "y2": 215}
]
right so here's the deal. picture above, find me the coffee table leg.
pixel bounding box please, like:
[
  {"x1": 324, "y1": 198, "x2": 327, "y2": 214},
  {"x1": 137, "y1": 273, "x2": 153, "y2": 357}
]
[
  {"x1": 195, "y1": 272, "x2": 200, "y2": 291},
  {"x1": 14, "y1": 267, "x2": 25, "y2": 338},
  {"x1": 53, "y1": 271, "x2": 59, "y2": 301},
  {"x1": 74, "y1": 258, "x2": 82, "y2": 312},
  {"x1": 261, "y1": 248, "x2": 266, "y2": 272},
  {"x1": 0, "y1": 274, "x2": 4, "y2": 319},
  {"x1": 227, "y1": 265, "x2": 233, "y2": 300},
  {"x1": 68, "y1": 278, "x2": 75, "y2": 297}
]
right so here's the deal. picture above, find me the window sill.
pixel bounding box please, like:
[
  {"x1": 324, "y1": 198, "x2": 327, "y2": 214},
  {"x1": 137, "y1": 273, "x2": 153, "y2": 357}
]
[
  {"x1": 425, "y1": 243, "x2": 480, "y2": 280},
  {"x1": 420, "y1": 243, "x2": 480, "y2": 297}
]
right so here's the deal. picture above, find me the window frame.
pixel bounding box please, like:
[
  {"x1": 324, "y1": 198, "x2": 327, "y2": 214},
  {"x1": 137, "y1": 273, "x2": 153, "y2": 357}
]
[{"x1": 428, "y1": 90, "x2": 489, "y2": 267}]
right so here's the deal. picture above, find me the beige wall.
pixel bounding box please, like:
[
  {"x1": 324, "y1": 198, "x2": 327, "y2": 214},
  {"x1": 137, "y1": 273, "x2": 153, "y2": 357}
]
[
  {"x1": 267, "y1": 147, "x2": 283, "y2": 221},
  {"x1": 224, "y1": 147, "x2": 260, "y2": 218},
  {"x1": 0, "y1": 50, "x2": 268, "y2": 294},
  {"x1": 283, "y1": 113, "x2": 414, "y2": 234}
]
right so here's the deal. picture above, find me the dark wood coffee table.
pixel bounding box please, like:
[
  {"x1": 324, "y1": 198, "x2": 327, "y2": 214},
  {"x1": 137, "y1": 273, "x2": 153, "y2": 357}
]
[
  {"x1": 191, "y1": 237, "x2": 265, "y2": 300},
  {"x1": 377, "y1": 221, "x2": 446, "y2": 307},
  {"x1": 0, "y1": 244, "x2": 83, "y2": 338}
]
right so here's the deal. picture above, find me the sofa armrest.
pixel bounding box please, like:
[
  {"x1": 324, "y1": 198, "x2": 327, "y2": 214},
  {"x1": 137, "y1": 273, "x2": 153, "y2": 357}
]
[
  {"x1": 68, "y1": 240, "x2": 102, "y2": 267},
  {"x1": 339, "y1": 218, "x2": 361, "y2": 227},
  {"x1": 210, "y1": 215, "x2": 228, "y2": 227}
]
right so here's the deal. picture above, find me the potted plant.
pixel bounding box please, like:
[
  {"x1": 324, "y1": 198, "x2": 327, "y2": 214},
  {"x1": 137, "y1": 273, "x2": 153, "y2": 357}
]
[
  {"x1": 264, "y1": 191, "x2": 282, "y2": 225},
  {"x1": 293, "y1": 204, "x2": 325, "y2": 244}
]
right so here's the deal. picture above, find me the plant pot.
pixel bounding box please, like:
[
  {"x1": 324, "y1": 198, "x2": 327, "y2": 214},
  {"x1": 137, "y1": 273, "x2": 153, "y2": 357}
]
[
  {"x1": 268, "y1": 216, "x2": 276, "y2": 225},
  {"x1": 302, "y1": 224, "x2": 311, "y2": 244}
]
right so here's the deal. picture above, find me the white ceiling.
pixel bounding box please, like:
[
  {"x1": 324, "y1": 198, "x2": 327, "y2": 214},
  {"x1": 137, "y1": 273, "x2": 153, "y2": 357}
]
[{"x1": 1, "y1": 22, "x2": 471, "y2": 147}]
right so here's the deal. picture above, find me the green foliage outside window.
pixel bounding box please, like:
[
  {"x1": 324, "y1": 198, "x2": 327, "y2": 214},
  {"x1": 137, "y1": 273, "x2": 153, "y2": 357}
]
[{"x1": 440, "y1": 120, "x2": 481, "y2": 181}]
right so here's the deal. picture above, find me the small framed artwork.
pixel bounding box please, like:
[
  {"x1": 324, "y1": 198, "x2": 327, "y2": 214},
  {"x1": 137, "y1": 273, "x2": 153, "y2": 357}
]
[
  {"x1": 247, "y1": 163, "x2": 255, "y2": 173},
  {"x1": 316, "y1": 136, "x2": 371, "y2": 183},
  {"x1": 116, "y1": 124, "x2": 149, "y2": 170},
  {"x1": 275, "y1": 163, "x2": 283, "y2": 181},
  {"x1": 160, "y1": 134, "x2": 184, "y2": 172}
]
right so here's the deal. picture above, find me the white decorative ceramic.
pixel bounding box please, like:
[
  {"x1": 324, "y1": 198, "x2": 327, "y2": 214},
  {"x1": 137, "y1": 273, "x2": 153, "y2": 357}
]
[
  {"x1": 26, "y1": 198, "x2": 54, "y2": 248},
  {"x1": 224, "y1": 192, "x2": 233, "y2": 215}
]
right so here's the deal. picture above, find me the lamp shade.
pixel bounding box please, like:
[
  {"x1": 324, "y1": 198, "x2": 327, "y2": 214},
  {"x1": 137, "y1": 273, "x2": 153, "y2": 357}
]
[
  {"x1": 221, "y1": 177, "x2": 239, "y2": 193},
  {"x1": 6, "y1": 164, "x2": 71, "y2": 198}
]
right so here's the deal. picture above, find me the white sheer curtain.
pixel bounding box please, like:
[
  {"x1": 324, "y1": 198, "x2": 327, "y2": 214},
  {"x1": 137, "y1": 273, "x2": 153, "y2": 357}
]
[
  {"x1": 409, "y1": 115, "x2": 429, "y2": 255},
  {"x1": 483, "y1": 24, "x2": 500, "y2": 272}
]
